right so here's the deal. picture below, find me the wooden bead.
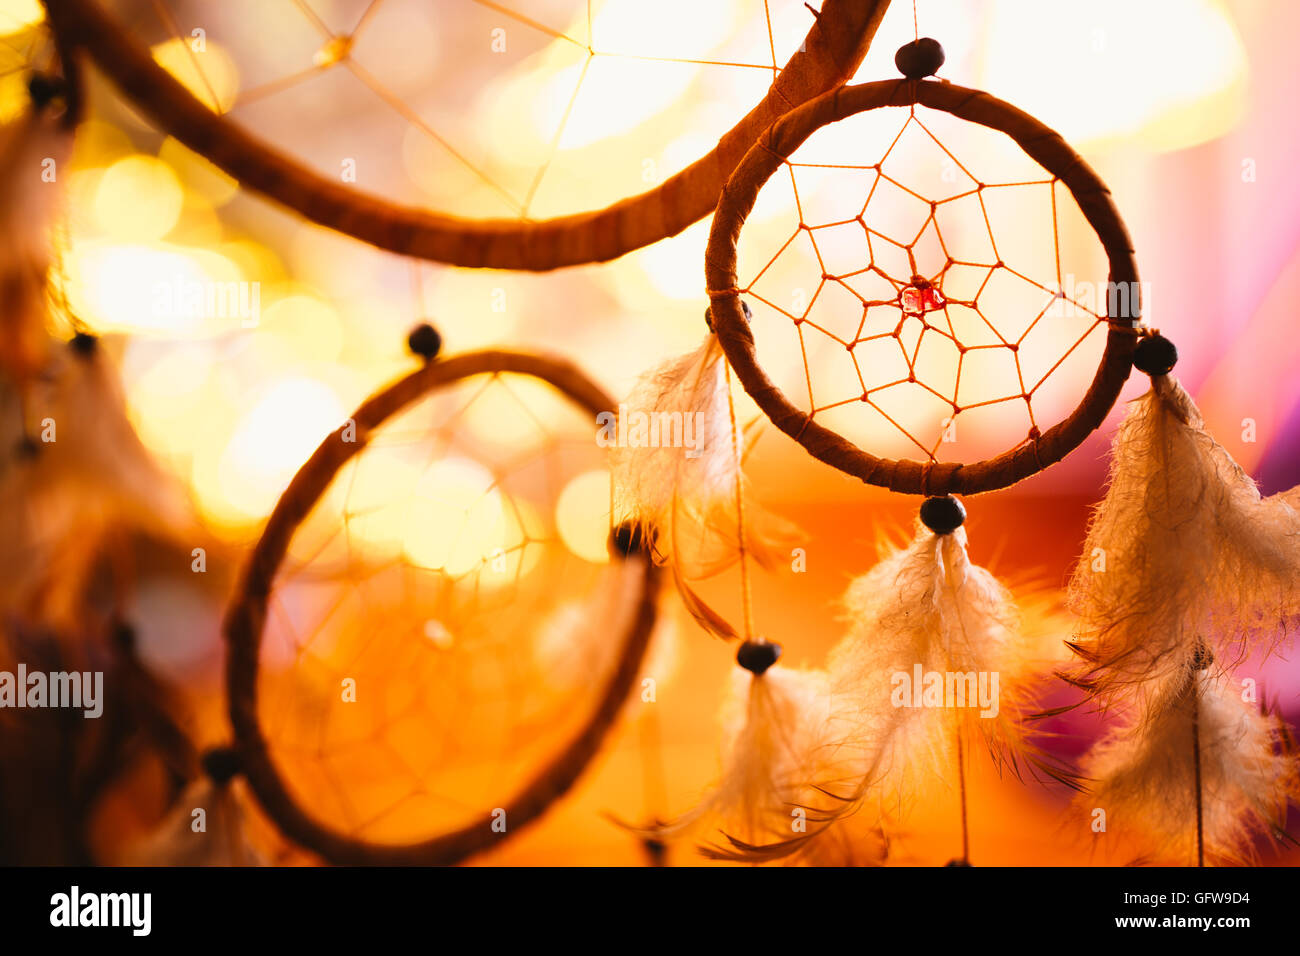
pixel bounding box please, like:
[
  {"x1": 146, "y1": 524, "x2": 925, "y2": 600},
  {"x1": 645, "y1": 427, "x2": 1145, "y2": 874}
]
[
  {"x1": 608, "y1": 521, "x2": 653, "y2": 559},
  {"x1": 895, "y1": 38, "x2": 946, "y2": 80},
  {"x1": 27, "y1": 72, "x2": 65, "y2": 110},
  {"x1": 406, "y1": 322, "x2": 443, "y2": 361},
  {"x1": 1133, "y1": 333, "x2": 1177, "y2": 377},
  {"x1": 69, "y1": 331, "x2": 99, "y2": 357},
  {"x1": 736, "y1": 639, "x2": 782, "y2": 675},
  {"x1": 920, "y1": 495, "x2": 966, "y2": 534},
  {"x1": 705, "y1": 298, "x2": 751, "y2": 332},
  {"x1": 201, "y1": 747, "x2": 243, "y2": 785}
]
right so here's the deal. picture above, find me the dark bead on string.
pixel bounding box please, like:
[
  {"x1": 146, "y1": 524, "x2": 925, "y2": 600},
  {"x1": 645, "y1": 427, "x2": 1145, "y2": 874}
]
[
  {"x1": 736, "y1": 639, "x2": 782, "y2": 676},
  {"x1": 407, "y1": 322, "x2": 443, "y2": 361},
  {"x1": 201, "y1": 746, "x2": 243, "y2": 785},
  {"x1": 944, "y1": 858, "x2": 973, "y2": 867},
  {"x1": 69, "y1": 331, "x2": 99, "y2": 357},
  {"x1": 110, "y1": 620, "x2": 136, "y2": 651},
  {"x1": 895, "y1": 38, "x2": 946, "y2": 80},
  {"x1": 1133, "y1": 333, "x2": 1177, "y2": 377},
  {"x1": 1191, "y1": 641, "x2": 1214, "y2": 672},
  {"x1": 608, "y1": 520, "x2": 653, "y2": 559},
  {"x1": 704, "y1": 298, "x2": 752, "y2": 333},
  {"x1": 920, "y1": 495, "x2": 966, "y2": 535},
  {"x1": 14, "y1": 435, "x2": 40, "y2": 460},
  {"x1": 27, "y1": 72, "x2": 66, "y2": 110}
]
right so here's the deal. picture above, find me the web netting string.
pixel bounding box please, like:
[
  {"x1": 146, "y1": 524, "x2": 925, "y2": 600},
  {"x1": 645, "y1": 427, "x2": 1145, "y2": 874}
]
[
  {"x1": 130, "y1": 0, "x2": 812, "y2": 219},
  {"x1": 223, "y1": 349, "x2": 663, "y2": 864},
  {"x1": 737, "y1": 101, "x2": 1115, "y2": 470}
]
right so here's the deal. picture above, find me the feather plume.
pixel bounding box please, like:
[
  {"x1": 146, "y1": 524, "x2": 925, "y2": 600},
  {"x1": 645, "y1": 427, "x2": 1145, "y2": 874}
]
[
  {"x1": 122, "y1": 776, "x2": 265, "y2": 866},
  {"x1": 1082, "y1": 656, "x2": 1300, "y2": 865},
  {"x1": 1066, "y1": 375, "x2": 1300, "y2": 698},
  {"x1": 631, "y1": 664, "x2": 878, "y2": 864},
  {"x1": 610, "y1": 335, "x2": 797, "y2": 638},
  {"x1": 827, "y1": 523, "x2": 1047, "y2": 801}
]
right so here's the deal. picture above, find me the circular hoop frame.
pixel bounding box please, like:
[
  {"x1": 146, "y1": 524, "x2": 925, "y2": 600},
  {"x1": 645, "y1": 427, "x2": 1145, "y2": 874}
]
[
  {"x1": 223, "y1": 349, "x2": 662, "y2": 865},
  {"x1": 45, "y1": 0, "x2": 888, "y2": 271},
  {"x1": 705, "y1": 79, "x2": 1141, "y2": 496}
]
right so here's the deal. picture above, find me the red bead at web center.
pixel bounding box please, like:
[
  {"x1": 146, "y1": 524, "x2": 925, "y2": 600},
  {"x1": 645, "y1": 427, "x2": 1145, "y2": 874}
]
[{"x1": 900, "y1": 277, "x2": 945, "y2": 315}]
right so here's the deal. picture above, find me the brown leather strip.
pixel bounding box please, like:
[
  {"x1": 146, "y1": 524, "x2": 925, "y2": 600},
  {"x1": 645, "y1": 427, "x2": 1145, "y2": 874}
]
[
  {"x1": 45, "y1": 0, "x2": 891, "y2": 271},
  {"x1": 223, "y1": 350, "x2": 662, "y2": 864}
]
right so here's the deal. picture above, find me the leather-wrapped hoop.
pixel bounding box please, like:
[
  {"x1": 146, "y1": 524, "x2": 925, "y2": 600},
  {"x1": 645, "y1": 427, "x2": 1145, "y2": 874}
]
[
  {"x1": 44, "y1": 0, "x2": 889, "y2": 272},
  {"x1": 705, "y1": 79, "x2": 1141, "y2": 496},
  {"x1": 223, "y1": 350, "x2": 661, "y2": 865}
]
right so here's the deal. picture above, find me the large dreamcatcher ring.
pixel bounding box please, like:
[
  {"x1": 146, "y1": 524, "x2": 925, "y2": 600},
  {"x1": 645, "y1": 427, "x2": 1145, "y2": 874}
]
[
  {"x1": 44, "y1": 0, "x2": 889, "y2": 271},
  {"x1": 224, "y1": 346, "x2": 661, "y2": 865},
  {"x1": 705, "y1": 77, "x2": 1142, "y2": 495}
]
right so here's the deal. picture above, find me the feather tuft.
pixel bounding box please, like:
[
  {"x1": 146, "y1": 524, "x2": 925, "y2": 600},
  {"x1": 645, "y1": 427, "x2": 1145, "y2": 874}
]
[
  {"x1": 610, "y1": 336, "x2": 798, "y2": 637},
  {"x1": 1082, "y1": 661, "x2": 1300, "y2": 864},
  {"x1": 1066, "y1": 375, "x2": 1300, "y2": 699}
]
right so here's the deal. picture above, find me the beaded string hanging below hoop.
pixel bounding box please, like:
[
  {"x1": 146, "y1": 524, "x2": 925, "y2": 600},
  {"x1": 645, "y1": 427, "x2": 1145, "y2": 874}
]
[
  {"x1": 704, "y1": 36, "x2": 1143, "y2": 496},
  {"x1": 222, "y1": 334, "x2": 663, "y2": 865}
]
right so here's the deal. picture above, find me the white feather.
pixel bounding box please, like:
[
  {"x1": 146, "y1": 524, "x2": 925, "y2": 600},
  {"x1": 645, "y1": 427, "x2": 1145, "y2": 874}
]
[
  {"x1": 1083, "y1": 665, "x2": 1299, "y2": 864},
  {"x1": 827, "y1": 523, "x2": 1038, "y2": 804},
  {"x1": 1067, "y1": 375, "x2": 1300, "y2": 698},
  {"x1": 638, "y1": 664, "x2": 876, "y2": 864},
  {"x1": 610, "y1": 337, "x2": 797, "y2": 634},
  {"x1": 122, "y1": 778, "x2": 265, "y2": 866}
]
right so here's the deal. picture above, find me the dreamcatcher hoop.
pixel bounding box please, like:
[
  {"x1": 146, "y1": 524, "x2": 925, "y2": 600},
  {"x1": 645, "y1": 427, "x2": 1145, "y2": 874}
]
[
  {"x1": 223, "y1": 349, "x2": 662, "y2": 865},
  {"x1": 44, "y1": 0, "x2": 889, "y2": 271},
  {"x1": 705, "y1": 79, "x2": 1142, "y2": 495}
]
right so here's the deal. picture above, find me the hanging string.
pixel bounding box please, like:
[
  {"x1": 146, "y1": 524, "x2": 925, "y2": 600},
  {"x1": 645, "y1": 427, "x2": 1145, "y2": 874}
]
[
  {"x1": 956, "y1": 729, "x2": 970, "y2": 863},
  {"x1": 723, "y1": 359, "x2": 756, "y2": 642}
]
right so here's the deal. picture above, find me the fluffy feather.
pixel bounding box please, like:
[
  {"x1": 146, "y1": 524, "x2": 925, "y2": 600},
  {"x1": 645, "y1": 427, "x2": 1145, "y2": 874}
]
[
  {"x1": 1082, "y1": 660, "x2": 1299, "y2": 865},
  {"x1": 827, "y1": 523, "x2": 1046, "y2": 803},
  {"x1": 634, "y1": 664, "x2": 877, "y2": 864},
  {"x1": 122, "y1": 777, "x2": 265, "y2": 866},
  {"x1": 1066, "y1": 375, "x2": 1300, "y2": 699},
  {"x1": 610, "y1": 337, "x2": 797, "y2": 638}
]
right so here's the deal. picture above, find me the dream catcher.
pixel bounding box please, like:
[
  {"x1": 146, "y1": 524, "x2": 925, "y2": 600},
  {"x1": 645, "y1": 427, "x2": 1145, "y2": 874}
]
[
  {"x1": 44, "y1": 0, "x2": 890, "y2": 269},
  {"x1": 610, "y1": 16, "x2": 1138, "y2": 864},
  {"x1": 11, "y1": 0, "x2": 1297, "y2": 870},
  {"x1": 670, "y1": 13, "x2": 1289, "y2": 868},
  {"x1": 618, "y1": 4, "x2": 1298, "y2": 866},
  {"x1": 215, "y1": 333, "x2": 662, "y2": 865}
]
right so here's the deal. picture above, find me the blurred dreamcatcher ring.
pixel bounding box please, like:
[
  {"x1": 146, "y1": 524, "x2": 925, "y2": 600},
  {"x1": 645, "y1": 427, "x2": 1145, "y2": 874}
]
[
  {"x1": 705, "y1": 78, "x2": 1142, "y2": 495},
  {"x1": 223, "y1": 349, "x2": 662, "y2": 865},
  {"x1": 43, "y1": 0, "x2": 889, "y2": 271}
]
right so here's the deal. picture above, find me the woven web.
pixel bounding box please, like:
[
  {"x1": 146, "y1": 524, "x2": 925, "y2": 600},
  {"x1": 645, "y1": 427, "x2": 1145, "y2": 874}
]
[
  {"x1": 255, "y1": 369, "x2": 629, "y2": 847},
  {"x1": 122, "y1": 0, "x2": 813, "y2": 217},
  {"x1": 737, "y1": 102, "x2": 1113, "y2": 464}
]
